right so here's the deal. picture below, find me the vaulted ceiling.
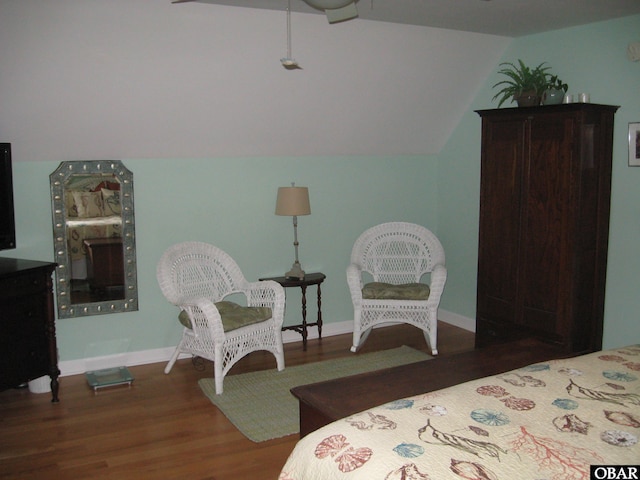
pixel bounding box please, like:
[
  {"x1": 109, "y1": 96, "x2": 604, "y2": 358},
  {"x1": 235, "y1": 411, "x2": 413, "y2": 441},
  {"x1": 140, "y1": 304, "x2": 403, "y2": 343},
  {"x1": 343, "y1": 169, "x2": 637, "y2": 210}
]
[{"x1": 174, "y1": 0, "x2": 640, "y2": 37}]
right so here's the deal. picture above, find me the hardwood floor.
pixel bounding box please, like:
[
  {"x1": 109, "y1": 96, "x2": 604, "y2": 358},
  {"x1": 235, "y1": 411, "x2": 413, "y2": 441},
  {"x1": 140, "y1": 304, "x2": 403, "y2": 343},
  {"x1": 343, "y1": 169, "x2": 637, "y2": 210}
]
[{"x1": 0, "y1": 323, "x2": 475, "y2": 480}]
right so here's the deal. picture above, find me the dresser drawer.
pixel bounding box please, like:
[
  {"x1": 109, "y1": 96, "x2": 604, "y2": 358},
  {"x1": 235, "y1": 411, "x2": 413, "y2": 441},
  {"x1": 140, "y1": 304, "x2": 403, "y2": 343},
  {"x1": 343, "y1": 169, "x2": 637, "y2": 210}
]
[
  {"x1": 0, "y1": 296, "x2": 47, "y2": 333},
  {"x1": 0, "y1": 270, "x2": 49, "y2": 298}
]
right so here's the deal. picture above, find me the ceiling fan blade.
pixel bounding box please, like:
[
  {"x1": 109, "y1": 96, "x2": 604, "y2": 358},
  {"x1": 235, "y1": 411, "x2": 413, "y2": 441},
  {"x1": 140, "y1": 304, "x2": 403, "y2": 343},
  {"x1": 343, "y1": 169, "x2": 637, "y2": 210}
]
[{"x1": 171, "y1": 0, "x2": 197, "y2": 3}]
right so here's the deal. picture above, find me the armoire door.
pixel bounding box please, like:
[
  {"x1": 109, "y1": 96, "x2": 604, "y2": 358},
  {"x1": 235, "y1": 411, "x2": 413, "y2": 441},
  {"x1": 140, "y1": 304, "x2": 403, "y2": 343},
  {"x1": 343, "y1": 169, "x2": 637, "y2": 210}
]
[
  {"x1": 475, "y1": 115, "x2": 526, "y2": 342},
  {"x1": 517, "y1": 112, "x2": 574, "y2": 343}
]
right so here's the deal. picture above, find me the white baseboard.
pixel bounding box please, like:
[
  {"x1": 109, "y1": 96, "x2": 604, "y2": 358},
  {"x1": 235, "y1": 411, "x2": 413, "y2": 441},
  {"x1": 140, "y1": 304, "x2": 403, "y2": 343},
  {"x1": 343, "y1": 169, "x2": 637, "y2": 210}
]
[
  {"x1": 58, "y1": 310, "x2": 475, "y2": 377},
  {"x1": 439, "y1": 309, "x2": 476, "y2": 333}
]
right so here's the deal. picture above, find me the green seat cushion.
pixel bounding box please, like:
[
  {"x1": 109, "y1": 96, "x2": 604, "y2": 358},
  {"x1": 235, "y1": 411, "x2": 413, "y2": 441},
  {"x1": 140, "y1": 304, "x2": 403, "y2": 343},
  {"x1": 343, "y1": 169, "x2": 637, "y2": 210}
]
[
  {"x1": 178, "y1": 301, "x2": 272, "y2": 332},
  {"x1": 362, "y1": 282, "x2": 430, "y2": 300}
]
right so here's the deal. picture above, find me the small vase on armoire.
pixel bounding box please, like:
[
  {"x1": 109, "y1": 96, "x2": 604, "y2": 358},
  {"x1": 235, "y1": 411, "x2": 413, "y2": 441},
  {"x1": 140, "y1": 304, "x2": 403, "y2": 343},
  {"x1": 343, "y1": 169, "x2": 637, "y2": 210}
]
[{"x1": 474, "y1": 103, "x2": 618, "y2": 354}]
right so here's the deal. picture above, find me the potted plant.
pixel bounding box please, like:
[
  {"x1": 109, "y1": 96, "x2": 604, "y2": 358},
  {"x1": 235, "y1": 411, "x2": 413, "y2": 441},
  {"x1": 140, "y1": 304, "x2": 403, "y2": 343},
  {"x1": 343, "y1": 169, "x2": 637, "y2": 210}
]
[
  {"x1": 492, "y1": 59, "x2": 550, "y2": 107},
  {"x1": 541, "y1": 75, "x2": 568, "y2": 105}
]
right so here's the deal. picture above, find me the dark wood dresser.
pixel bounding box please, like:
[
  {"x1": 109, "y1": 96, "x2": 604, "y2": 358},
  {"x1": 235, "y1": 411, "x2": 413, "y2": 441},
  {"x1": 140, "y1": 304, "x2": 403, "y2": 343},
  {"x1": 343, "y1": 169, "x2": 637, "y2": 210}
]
[{"x1": 0, "y1": 258, "x2": 59, "y2": 402}]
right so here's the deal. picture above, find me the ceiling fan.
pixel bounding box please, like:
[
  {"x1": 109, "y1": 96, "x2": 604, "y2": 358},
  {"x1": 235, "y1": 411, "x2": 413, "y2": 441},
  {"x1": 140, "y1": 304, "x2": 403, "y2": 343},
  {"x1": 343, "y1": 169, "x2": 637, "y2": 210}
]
[
  {"x1": 301, "y1": 0, "x2": 358, "y2": 23},
  {"x1": 171, "y1": 0, "x2": 359, "y2": 24}
]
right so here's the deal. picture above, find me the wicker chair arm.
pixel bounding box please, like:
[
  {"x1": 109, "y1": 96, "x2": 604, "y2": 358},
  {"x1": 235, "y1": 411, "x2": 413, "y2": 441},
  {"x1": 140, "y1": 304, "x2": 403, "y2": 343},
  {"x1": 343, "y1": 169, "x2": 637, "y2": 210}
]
[
  {"x1": 346, "y1": 263, "x2": 364, "y2": 304},
  {"x1": 182, "y1": 298, "x2": 226, "y2": 339},
  {"x1": 246, "y1": 280, "x2": 286, "y2": 329},
  {"x1": 426, "y1": 263, "x2": 447, "y2": 307}
]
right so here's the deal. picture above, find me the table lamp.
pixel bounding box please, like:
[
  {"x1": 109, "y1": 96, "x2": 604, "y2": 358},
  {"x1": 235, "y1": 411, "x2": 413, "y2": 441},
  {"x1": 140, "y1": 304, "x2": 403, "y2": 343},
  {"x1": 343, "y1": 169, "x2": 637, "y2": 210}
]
[{"x1": 275, "y1": 183, "x2": 311, "y2": 280}]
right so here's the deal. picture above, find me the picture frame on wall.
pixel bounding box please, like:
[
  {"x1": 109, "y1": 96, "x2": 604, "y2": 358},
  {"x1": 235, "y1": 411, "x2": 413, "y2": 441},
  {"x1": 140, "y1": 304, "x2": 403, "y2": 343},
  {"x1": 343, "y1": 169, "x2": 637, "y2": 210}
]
[{"x1": 629, "y1": 122, "x2": 640, "y2": 166}]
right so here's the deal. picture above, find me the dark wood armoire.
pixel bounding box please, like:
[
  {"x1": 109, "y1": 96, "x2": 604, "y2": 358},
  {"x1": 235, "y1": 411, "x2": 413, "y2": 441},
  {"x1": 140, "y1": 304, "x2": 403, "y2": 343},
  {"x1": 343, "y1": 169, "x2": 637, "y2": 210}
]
[{"x1": 475, "y1": 103, "x2": 618, "y2": 354}]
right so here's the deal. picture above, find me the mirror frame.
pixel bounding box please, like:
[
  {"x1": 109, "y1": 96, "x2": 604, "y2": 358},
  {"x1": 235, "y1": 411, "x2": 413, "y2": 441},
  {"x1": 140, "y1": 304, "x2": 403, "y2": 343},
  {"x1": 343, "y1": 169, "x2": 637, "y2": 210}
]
[{"x1": 50, "y1": 160, "x2": 138, "y2": 318}]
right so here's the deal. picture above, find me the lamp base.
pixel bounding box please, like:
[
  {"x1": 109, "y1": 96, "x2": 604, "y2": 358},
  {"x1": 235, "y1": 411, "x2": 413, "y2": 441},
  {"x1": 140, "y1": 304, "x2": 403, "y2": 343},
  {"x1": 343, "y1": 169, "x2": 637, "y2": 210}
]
[{"x1": 285, "y1": 261, "x2": 305, "y2": 280}]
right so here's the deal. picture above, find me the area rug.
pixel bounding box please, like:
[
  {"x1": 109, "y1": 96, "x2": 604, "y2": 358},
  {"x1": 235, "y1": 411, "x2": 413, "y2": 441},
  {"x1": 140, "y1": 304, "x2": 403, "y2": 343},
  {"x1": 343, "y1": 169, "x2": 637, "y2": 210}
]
[{"x1": 198, "y1": 346, "x2": 431, "y2": 442}]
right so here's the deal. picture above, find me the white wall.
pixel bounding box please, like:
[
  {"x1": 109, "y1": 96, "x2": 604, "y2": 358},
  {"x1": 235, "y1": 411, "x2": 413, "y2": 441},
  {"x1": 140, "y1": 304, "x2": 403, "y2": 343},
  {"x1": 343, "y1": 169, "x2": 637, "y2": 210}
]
[{"x1": 0, "y1": 0, "x2": 509, "y2": 162}]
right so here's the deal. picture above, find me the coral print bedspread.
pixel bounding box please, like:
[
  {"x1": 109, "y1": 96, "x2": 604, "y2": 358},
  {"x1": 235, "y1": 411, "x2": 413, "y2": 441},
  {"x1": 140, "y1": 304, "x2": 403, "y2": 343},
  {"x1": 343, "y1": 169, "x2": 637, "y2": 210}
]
[{"x1": 280, "y1": 345, "x2": 640, "y2": 480}]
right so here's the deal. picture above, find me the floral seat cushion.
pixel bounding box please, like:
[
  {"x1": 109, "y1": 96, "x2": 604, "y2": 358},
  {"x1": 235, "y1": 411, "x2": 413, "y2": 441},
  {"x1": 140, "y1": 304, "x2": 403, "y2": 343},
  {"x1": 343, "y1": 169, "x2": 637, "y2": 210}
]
[
  {"x1": 178, "y1": 300, "x2": 272, "y2": 332},
  {"x1": 362, "y1": 282, "x2": 430, "y2": 300}
]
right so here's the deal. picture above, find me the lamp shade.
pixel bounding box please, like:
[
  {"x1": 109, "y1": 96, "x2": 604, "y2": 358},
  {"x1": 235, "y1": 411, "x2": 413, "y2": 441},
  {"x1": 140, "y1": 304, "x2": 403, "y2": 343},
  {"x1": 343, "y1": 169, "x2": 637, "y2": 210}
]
[{"x1": 275, "y1": 186, "x2": 311, "y2": 216}]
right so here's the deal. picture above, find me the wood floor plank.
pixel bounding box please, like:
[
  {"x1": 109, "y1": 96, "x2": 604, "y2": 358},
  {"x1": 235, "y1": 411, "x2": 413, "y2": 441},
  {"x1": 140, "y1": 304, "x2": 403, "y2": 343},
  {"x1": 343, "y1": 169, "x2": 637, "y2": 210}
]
[{"x1": 0, "y1": 322, "x2": 475, "y2": 480}]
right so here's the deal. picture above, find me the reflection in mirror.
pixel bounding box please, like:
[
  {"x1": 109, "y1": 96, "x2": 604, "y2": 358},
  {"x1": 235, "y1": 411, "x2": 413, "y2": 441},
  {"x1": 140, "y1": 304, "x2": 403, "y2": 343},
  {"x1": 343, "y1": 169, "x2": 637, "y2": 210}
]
[{"x1": 50, "y1": 160, "x2": 138, "y2": 318}]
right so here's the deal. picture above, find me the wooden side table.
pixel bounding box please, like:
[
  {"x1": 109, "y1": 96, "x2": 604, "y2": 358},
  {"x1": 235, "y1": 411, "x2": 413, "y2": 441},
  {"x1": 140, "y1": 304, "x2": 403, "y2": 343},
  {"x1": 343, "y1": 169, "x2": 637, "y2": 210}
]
[{"x1": 259, "y1": 272, "x2": 326, "y2": 351}]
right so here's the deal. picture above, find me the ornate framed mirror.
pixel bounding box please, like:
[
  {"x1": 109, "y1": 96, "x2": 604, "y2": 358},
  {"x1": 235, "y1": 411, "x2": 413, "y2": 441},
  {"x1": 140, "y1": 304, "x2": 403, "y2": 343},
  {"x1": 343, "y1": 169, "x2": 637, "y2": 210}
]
[{"x1": 50, "y1": 160, "x2": 138, "y2": 318}]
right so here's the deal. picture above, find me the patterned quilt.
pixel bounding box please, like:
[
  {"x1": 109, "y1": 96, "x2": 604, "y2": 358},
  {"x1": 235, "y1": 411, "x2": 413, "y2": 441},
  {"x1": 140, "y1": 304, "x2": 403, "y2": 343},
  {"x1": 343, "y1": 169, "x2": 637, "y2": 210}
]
[{"x1": 279, "y1": 345, "x2": 640, "y2": 480}]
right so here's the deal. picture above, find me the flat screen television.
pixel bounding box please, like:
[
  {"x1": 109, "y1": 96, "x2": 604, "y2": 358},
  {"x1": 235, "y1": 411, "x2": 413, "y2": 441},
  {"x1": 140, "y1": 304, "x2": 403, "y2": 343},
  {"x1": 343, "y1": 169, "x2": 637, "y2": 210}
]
[{"x1": 0, "y1": 143, "x2": 16, "y2": 250}]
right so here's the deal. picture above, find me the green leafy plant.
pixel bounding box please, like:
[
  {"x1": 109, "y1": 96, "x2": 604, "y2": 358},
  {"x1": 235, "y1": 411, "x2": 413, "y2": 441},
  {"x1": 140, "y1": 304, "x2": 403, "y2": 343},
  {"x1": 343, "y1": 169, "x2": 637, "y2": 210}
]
[
  {"x1": 545, "y1": 74, "x2": 568, "y2": 93},
  {"x1": 492, "y1": 59, "x2": 551, "y2": 107}
]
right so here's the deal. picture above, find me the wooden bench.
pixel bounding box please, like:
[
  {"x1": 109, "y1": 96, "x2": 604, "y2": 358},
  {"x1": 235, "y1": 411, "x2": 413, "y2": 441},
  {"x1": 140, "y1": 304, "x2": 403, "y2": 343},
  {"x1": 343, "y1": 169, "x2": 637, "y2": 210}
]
[{"x1": 291, "y1": 338, "x2": 569, "y2": 437}]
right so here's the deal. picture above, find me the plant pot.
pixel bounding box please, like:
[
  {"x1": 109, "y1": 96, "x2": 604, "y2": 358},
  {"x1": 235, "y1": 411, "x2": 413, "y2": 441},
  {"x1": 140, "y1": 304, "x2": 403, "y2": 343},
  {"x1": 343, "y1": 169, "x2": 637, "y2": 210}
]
[
  {"x1": 541, "y1": 89, "x2": 564, "y2": 105},
  {"x1": 515, "y1": 91, "x2": 541, "y2": 107}
]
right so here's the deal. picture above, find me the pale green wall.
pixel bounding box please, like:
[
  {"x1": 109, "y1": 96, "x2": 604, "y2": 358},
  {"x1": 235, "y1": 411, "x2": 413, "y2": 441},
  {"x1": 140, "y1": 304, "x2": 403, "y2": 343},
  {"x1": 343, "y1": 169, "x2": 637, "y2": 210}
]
[
  {"x1": 10, "y1": 156, "x2": 437, "y2": 361},
  {"x1": 438, "y1": 14, "x2": 640, "y2": 349}
]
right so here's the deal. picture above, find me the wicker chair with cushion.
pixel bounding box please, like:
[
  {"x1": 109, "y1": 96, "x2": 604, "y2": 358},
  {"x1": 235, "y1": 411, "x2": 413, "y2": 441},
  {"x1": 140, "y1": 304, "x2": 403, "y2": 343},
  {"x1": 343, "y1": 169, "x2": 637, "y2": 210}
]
[
  {"x1": 347, "y1": 222, "x2": 446, "y2": 355},
  {"x1": 157, "y1": 241, "x2": 286, "y2": 394}
]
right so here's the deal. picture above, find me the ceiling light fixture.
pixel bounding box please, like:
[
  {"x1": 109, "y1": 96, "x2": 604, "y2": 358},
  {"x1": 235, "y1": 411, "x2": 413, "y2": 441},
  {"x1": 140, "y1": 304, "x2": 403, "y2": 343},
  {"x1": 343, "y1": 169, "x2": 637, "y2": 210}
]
[{"x1": 281, "y1": 0, "x2": 301, "y2": 69}]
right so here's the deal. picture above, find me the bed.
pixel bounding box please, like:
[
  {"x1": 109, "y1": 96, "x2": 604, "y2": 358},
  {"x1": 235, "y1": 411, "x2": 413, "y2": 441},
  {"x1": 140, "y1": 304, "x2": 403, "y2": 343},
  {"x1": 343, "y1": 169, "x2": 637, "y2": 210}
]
[{"x1": 279, "y1": 344, "x2": 640, "y2": 480}]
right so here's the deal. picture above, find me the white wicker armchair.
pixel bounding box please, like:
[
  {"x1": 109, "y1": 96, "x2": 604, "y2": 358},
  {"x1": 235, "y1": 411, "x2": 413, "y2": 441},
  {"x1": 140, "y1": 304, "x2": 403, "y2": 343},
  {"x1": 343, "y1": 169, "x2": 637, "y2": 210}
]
[
  {"x1": 347, "y1": 222, "x2": 447, "y2": 355},
  {"x1": 157, "y1": 241, "x2": 286, "y2": 394}
]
